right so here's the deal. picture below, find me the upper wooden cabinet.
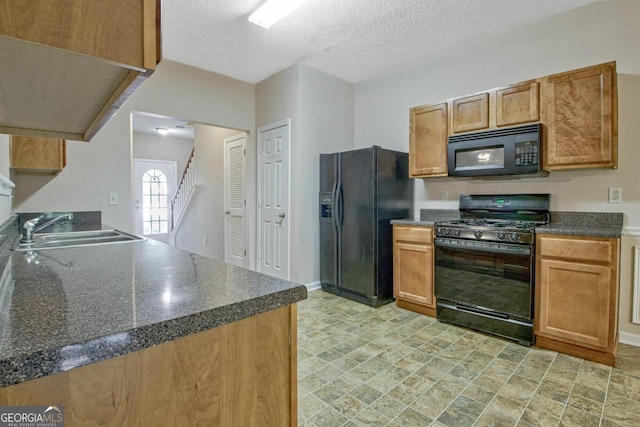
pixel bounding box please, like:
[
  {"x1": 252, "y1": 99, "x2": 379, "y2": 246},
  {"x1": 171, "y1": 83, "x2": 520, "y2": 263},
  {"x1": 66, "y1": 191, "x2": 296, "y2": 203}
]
[
  {"x1": 496, "y1": 81, "x2": 540, "y2": 127},
  {"x1": 0, "y1": 0, "x2": 161, "y2": 141},
  {"x1": 10, "y1": 136, "x2": 66, "y2": 175},
  {"x1": 452, "y1": 93, "x2": 489, "y2": 133},
  {"x1": 409, "y1": 103, "x2": 448, "y2": 177},
  {"x1": 408, "y1": 62, "x2": 617, "y2": 177},
  {"x1": 542, "y1": 62, "x2": 618, "y2": 170}
]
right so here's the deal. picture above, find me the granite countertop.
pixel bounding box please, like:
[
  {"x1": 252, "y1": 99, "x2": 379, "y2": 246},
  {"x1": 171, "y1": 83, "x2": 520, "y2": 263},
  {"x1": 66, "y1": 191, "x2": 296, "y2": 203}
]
[
  {"x1": 537, "y1": 211, "x2": 624, "y2": 238},
  {"x1": 392, "y1": 209, "x2": 624, "y2": 238},
  {"x1": 391, "y1": 209, "x2": 459, "y2": 226},
  {"x1": 0, "y1": 217, "x2": 307, "y2": 388}
]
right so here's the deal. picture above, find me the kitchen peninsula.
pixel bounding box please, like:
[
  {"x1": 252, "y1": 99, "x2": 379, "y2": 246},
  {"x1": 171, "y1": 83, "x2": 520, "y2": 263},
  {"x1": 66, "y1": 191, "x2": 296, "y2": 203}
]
[{"x1": 0, "y1": 215, "x2": 306, "y2": 426}]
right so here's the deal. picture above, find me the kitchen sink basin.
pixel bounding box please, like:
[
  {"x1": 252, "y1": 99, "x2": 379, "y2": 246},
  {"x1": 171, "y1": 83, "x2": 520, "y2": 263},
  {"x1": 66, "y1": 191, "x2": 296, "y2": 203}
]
[{"x1": 13, "y1": 229, "x2": 146, "y2": 251}]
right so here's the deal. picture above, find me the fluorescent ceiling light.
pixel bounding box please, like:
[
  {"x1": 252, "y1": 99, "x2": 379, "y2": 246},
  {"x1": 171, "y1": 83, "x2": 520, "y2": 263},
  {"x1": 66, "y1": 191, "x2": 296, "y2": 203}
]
[
  {"x1": 156, "y1": 127, "x2": 169, "y2": 135},
  {"x1": 248, "y1": 0, "x2": 307, "y2": 29}
]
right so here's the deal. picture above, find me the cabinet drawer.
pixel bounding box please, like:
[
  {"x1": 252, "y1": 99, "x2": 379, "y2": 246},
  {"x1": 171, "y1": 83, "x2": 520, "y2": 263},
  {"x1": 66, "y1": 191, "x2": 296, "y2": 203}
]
[
  {"x1": 538, "y1": 235, "x2": 615, "y2": 264},
  {"x1": 394, "y1": 226, "x2": 433, "y2": 243}
]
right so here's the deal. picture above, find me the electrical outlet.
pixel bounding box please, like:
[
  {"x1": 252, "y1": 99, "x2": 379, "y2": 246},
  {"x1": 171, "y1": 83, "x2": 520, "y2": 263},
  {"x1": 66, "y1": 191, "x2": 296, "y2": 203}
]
[
  {"x1": 202, "y1": 237, "x2": 207, "y2": 245},
  {"x1": 608, "y1": 187, "x2": 622, "y2": 203},
  {"x1": 441, "y1": 190, "x2": 449, "y2": 201}
]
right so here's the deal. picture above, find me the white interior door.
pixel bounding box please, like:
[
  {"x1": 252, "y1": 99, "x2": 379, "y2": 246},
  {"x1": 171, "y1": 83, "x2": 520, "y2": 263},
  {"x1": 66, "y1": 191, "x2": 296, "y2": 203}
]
[
  {"x1": 133, "y1": 159, "x2": 177, "y2": 243},
  {"x1": 257, "y1": 120, "x2": 290, "y2": 280},
  {"x1": 224, "y1": 133, "x2": 248, "y2": 268}
]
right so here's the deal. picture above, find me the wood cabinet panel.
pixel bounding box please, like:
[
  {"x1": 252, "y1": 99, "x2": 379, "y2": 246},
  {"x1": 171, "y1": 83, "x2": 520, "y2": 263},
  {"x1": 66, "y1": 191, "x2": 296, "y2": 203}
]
[
  {"x1": 496, "y1": 81, "x2": 539, "y2": 127},
  {"x1": 393, "y1": 225, "x2": 435, "y2": 316},
  {"x1": 0, "y1": 0, "x2": 157, "y2": 69},
  {"x1": 537, "y1": 258, "x2": 612, "y2": 349},
  {"x1": 409, "y1": 103, "x2": 448, "y2": 177},
  {"x1": 535, "y1": 234, "x2": 619, "y2": 365},
  {"x1": 10, "y1": 135, "x2": 66, "y2": 174},
  {"x1": 0, "y1": 0, "x2": 160, "y2": 141},
  {"x1": 538, "y1": 236, "x2": 615, "y2": 263},
  {"x1": 543, "y1": 62, "x2": 617, "y2": 169},
  {"x1": 0, "y1": 305, "x2": 297, "y2": 426},
  {"x1": 452, "y1": 93, "x2": 489, "y2": 133}
]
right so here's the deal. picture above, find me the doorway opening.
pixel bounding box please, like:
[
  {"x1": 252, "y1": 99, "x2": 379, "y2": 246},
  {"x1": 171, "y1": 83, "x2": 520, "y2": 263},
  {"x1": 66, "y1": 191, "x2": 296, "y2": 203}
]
[{"x1": 131, "y1": 112, "x2": 252, "y2": 264}]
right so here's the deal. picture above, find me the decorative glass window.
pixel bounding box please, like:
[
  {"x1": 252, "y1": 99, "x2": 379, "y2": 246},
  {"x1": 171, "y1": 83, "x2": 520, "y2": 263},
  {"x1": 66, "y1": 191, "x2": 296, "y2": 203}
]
[{"x1": 142, "y1": 169, "x2": 168, "y2": 234}]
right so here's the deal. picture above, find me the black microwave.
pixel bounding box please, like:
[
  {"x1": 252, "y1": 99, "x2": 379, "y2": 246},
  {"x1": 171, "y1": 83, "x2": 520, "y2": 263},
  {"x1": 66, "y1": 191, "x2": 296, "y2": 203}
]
[{"x1": 447, "y1": 123, "x2": 547, "y2": 178}]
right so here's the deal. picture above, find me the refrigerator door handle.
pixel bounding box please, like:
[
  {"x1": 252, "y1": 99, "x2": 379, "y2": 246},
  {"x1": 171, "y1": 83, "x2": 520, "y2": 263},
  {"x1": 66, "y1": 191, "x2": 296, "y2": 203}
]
[
  {"x1": 336, "y1": 181, "x2": 344, "y2": 232},
  {"x1": 331, "y1": 181, "x2": 339, "y2": 232}
]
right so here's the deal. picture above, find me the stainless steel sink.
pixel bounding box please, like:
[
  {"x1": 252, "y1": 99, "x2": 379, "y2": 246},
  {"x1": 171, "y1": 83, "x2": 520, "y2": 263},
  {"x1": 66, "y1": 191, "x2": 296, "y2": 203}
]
[{"x1": 13, "y1": 229, "x2": 146, "y2": 251}]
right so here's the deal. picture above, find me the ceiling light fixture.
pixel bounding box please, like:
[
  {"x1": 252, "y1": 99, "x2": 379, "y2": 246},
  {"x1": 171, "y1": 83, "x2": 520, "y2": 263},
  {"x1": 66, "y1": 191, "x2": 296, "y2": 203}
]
[
  {"x1": 156, "y1": 127, "x2": 169, "y2": 135},
  {"x1": 248, "y1": 0, "x2": 307, "y2": 29}
]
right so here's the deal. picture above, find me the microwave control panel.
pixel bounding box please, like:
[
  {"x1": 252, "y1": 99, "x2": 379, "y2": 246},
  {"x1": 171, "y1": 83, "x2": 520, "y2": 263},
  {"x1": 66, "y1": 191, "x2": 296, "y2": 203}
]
[{"x1": 515, "y1": 141, "x2": 538, "y2": 166}]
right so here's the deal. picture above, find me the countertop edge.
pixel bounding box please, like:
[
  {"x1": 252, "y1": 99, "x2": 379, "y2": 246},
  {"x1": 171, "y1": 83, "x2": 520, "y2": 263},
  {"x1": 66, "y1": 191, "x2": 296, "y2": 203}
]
[
  {"x1": 534, "y1": 226, "x2": 621, "y2": 239},
  {"x1": 0, "y1": 285, "x2": 307, "y2": 388},
  {"x1": 391, "y1": 210, "x2": 623, "y2": 238}
]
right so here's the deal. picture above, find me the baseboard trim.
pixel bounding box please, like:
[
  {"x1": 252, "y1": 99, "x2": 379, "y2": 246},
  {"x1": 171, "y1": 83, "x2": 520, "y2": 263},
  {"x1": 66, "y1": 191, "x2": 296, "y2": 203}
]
[
  {"x1": 619, "y1": 331, "x2": 640, "y2": 347},
  {"x1": 305, "y1": 281, "x2": 321, "y2": 292}
]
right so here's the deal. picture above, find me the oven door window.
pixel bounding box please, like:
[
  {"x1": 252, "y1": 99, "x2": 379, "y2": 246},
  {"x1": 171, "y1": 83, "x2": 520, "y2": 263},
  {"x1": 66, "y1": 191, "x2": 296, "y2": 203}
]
[{"x1": 434, "y1": 242, "x2": 532, "y2": 321}]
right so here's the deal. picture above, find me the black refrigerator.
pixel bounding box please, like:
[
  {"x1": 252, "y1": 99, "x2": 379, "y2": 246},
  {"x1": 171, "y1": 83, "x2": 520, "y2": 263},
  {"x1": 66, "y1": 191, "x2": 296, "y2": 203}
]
[{"x1": 319, "y1": 146, "x2": 413, "y2": 307}]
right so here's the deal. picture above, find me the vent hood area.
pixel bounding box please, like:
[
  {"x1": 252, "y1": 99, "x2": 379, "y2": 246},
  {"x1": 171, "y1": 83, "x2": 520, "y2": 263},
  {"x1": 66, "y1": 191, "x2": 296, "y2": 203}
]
[{"x1": 0, "y1": 0, "x2": 161, "y2": 142}]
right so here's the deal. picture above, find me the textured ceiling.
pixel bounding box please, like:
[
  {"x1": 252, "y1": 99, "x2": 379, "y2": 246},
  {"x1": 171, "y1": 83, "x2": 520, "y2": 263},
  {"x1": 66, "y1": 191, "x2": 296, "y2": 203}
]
[
  {"x1": 132, "y1": 112, "x2": 194, "y2": 140},
  {"x1": 162, "y1": 0, "x2": 602, "y2": 85}
]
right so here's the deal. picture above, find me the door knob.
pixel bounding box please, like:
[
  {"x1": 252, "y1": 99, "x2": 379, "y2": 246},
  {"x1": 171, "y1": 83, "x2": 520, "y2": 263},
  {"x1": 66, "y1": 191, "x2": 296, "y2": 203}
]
[
  {"x1": 278, "y1": 212, "x2": 286, "y2": 219},
  {"x1": 225, "y1": 211, "x2": 230, "y2": 215}
]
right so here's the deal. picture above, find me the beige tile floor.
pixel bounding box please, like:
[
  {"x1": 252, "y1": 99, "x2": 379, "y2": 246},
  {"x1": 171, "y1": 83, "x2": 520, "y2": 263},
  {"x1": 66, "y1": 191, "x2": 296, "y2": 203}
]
[{"x1": 297, "y1": 290, "x2": 640, "y2": 427}]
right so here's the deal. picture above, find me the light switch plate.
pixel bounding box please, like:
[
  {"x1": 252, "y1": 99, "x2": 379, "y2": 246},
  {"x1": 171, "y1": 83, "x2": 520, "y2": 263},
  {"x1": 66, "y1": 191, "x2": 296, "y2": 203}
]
[{"x1": 108, "y1": 192, "x2": 119, "y2": 205}]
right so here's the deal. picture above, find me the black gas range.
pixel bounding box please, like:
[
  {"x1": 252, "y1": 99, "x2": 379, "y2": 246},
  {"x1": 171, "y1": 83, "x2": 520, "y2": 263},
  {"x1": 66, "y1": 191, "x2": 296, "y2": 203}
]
[{"x1": 433, "y1": 194, "x2": 550, "y2": 345}]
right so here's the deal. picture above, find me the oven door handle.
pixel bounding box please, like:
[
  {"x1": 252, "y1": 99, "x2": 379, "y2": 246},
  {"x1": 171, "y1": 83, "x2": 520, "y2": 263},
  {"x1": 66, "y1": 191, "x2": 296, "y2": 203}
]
[
  {"x1": 454, "y1": 303, "x2": 509, "y2": 319},
  {"x1": 434, "y1": 238, "x2": 531, "y2": 256}
]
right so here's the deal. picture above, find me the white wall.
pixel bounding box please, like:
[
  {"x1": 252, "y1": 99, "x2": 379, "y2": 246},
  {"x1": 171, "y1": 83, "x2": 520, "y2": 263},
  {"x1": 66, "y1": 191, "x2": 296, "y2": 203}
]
[
  {"x1": 173, "y1": 125, "x2": 240, "y2": 261},
  {"x1": 298, "y1": 64, "x2": 354, "y2": 284},
  {"x1": 132, "y1": 132, "x2": 193, "y2": 176},
  {"x1": 10, "y1": 60, "x2": 255, "y2": 234},
  {"x1": 0, "y1": 134, "x2": 9, "y2": 178},
  {"x1": 353, "y1": 0, "x2": 640, "y2": 340},
  {"x1": 256, "y1": 66, "x2": 300, "y2": 280},
  {"x1": 256, "y1": 64, "x2": 353, "y2": 285}
]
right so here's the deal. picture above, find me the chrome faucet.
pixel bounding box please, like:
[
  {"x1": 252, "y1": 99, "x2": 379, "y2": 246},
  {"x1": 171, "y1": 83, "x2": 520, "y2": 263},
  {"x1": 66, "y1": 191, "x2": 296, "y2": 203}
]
[{"x1": 22, "y1": 212, "x2": 74, "y2": 244}]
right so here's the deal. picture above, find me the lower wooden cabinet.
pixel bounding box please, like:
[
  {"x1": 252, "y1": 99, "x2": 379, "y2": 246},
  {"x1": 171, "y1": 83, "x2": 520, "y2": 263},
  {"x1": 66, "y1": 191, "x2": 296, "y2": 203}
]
[
  {"x1": 393, "y1": 225, "x2": 436, "y2": 317},
  {"x1": 0, "y1": 305, "x2": 298, "y2": 426},
  {"x1": 535, "y1": 234, "x2": 620, "y2": 366},
  {"x1": 10, "y1": 135, "x2": 66, "y2": 174}
]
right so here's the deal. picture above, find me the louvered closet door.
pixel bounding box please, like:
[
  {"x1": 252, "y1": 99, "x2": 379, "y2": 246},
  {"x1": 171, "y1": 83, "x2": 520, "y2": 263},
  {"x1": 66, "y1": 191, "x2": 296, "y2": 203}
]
[{"x1": 224, "y1": 133, "x2": 248, "y2": 268}]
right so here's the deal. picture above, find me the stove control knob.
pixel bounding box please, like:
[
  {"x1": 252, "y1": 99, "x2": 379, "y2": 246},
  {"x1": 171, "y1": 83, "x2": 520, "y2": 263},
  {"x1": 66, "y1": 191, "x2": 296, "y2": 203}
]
[
  {"x1": 497, "y1": 232, "x2": 506, "y2": 240},
  {"x1": 453, "y1": 229, "x2": 461, "y2": 237},
  {"x1": 443, "y1": 228, "x2": 450, "y2": 236},
  {"x1": 474, "y1": 230, "x2": 483, "y2": 239},
  {"x1": 509, "y1": 233, "x2": 520, "y2": 242}
]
